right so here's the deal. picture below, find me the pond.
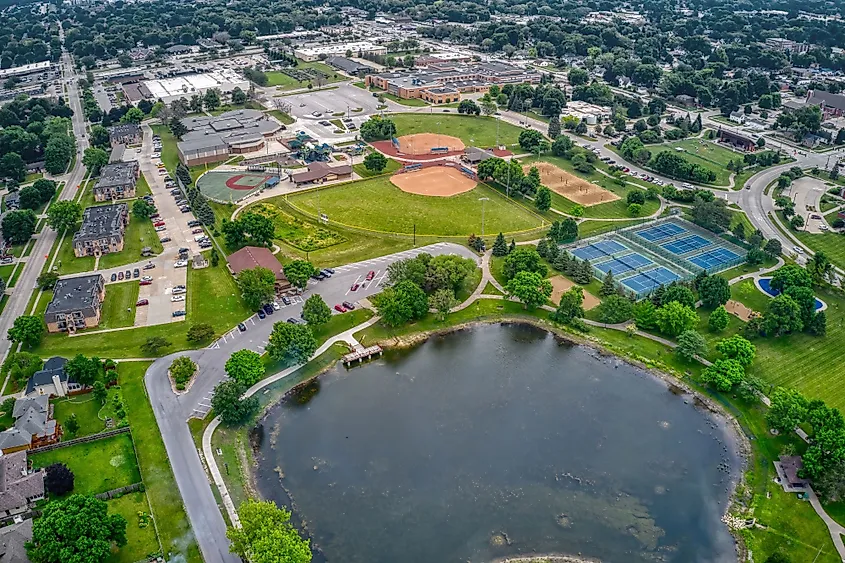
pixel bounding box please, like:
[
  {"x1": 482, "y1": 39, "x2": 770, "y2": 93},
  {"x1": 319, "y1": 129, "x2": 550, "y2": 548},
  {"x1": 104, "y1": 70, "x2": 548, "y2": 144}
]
[
  {"x1": 757, "y1": 277, "x2": 825, "y2": 311},
  {"x1": 253, "y1": 323, "x2": 740, "y2": 563}
]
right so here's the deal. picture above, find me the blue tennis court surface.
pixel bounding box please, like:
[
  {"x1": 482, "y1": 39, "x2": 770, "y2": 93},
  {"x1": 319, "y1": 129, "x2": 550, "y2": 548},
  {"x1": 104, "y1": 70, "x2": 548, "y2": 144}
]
[
  {"x1": 595, "y1": 258, "x2": 634, "y2": 275},
  {"x1": 621, "y1": 267, "x2": 681, "y2": 294},
  {"x1": 570, "y1": 239, "x2": 628, "y2": 261},
  {"x1": 688, "y1": 247, "x2": 741, "y2": 270},
  {"x1": 661, "y1": 234, "x2": 712, "y2": 255},
  {"x1": 594, "y1": 252, "x2": 653, "y2": 275},
  {"x1": 592, "y1": 240, "x2": 627, "y2": 254},
  {"x1": 635, "y1": 223, "x2": 687, "y2": 242}
]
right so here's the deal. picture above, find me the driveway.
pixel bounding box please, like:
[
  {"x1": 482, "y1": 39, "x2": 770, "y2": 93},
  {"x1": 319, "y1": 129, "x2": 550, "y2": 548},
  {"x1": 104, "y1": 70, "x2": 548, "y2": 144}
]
[
  {"x1": 787, "y1": 176, "x2": 829, "y2": 234},
  {"x1": 144, "y1": 242, "x2": 477, "y2": 563}
]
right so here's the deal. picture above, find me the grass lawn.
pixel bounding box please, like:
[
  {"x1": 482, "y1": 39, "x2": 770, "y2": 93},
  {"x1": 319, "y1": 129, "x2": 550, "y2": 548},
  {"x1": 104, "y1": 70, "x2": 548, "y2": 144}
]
[
  {"x1": 100, "y1": 281, "x2": 139, "y2": 329},
  {"x1": 55, "y1": 225, "x2": 96, "y2": 275},
  {"x1": 266, "y1": 61, "x2": 347, "y2": 91},
  {"x1": 646, "y1": 139, "x2": 741, "y2": 187},
  {"x1": 106, "y1": 491, "x2": 161, "y2": 563},
  {"x1": 31, "y1": 433, "x2": 141, "y2": 495},
  {"x1": 352, "y1": 158, "x2": 401, "y2": 178},
  {"x1": 53, "y1": 395, "x2": 105, "y2": 437},
  {"x1": 208, "y1": 101, "x2": 262, "y2": 116},
  {"x1": 380, "y1": 91, "x2": 429, "y2": 107},
  {"x1": 521, "y1": 155, "x2": 661, "y2": 219},
  {"x1": 98, "y1": 217, "x2": 164, "y2": 270},
  {"x1": 151, "y1": 125, "x2": 179, "y2": 173},
  {"x1": 267, "y1": 109, "x2": 294, "y2": 125},
  {"x1": 388, "y1": 113, "x2": 523, "y2": 148},
  {"x1": 119, "y1": 361, "x2": 201, "y2": 562},
  {"x1": 578, "y1": 219, "x2": 647, "y2": 238},
  {"x1": 792, "y1": 229, "x2": 845, "y2": 271},
  {"x1": 285, "y1": 177, "x2": 544, "y2": 237}
]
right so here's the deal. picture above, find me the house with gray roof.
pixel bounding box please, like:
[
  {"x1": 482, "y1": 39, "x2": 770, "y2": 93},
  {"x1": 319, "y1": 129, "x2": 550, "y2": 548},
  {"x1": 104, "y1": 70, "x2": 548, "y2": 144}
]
[
  {"x1": 0, "y1": 390, "x2": 64, "y2": 454},
  {"x1": 72, "y1": 204, "x2": 129, "y2": 258},
  {"x1": 22, "y1": 358, "x2": 79, "y2": 399},
  {"x1": 44, "y1": 275, "x2": 105, "y2": 333},
  {"x1": 0, "y1": 517, "x2": 32, "y2": 562},
  {"x1": 0, "y1": 452, "x2": 44, "y2": 518},
  {"x1": 177, "y1": 109, "x2": 284, "y2": 166},
  {"x1": 93, "y1": 161, "x2": 140, "y2": 202},
  {"x1": 108, "y1": 123, "x2": 141, "y2": 147}
]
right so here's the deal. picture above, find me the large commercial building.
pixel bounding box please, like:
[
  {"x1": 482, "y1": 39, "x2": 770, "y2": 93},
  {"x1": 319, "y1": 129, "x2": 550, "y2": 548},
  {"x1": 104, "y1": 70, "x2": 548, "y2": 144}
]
[
  {"x1": 0, "y1": 61, "x2": 52, "y2": 80},
  {"x1": 294, "y1": 41, "x2": 386, "y2": 62},
  {"x1": 366, "y1": 61, "x2": 541, "y2": 102},
  {"x1": 805, "y1": 89, "x2": 845, "y2": 119},
  {"x1": 93, "y1": 161, "x2": 140, "y2": 202},
  {"x1": 72, "y1": 203, "x2": 129, "y2": 257},
  {"x1": 177, "y1": 109, "x2": 284, "y2": 166},
  {"x1": 44, "y1": 274, "x2": 106, "y2": 333},
  {"x1": 125, "y1": 69, "x2": 249, "y2": 105}
]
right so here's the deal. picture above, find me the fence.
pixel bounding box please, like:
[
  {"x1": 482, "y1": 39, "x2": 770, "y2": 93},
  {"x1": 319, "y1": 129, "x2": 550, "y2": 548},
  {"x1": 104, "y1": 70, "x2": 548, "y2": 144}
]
[
  {"x1": 95, "y1": 482, "x2": 143, "y2": 500},
  {"x1": 29, "y1": 426, "x2": 130, "y2": 454}
]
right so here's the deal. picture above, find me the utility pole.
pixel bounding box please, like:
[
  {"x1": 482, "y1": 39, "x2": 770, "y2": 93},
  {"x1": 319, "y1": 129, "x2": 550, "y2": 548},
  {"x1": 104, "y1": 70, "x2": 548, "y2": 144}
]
[{"x1": 479, "y1": 197, "x2": 489, "y2": 236}]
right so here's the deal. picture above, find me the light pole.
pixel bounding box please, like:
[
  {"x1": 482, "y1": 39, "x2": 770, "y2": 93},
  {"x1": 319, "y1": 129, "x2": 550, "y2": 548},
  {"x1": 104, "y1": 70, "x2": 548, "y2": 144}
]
[{"x1": 479, "y1": 197, "x2": 489, "y2": 236}]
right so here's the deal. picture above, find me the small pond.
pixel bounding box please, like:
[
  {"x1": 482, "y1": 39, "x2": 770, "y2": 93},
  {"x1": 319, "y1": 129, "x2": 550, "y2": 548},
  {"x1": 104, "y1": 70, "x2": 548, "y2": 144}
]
[
  {"x1": 253, "y1": 323, "x2": 740, "y2": 563},
  {"x1": 757, "y1": 277, "x2": 825, "y2": 310}
]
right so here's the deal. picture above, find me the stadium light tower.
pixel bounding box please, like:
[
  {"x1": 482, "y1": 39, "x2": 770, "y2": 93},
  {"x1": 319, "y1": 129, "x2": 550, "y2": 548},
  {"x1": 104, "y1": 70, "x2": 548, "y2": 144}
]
[{"x1": 478, "y1": 197, "x2": 490, "y2": 236}]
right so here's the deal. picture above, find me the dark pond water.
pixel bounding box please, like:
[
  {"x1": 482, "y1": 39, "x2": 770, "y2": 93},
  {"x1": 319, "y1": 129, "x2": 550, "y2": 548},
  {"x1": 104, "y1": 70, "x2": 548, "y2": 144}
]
[{"x1": 253, "y1": 323, "x2": 739, "y2": 563}]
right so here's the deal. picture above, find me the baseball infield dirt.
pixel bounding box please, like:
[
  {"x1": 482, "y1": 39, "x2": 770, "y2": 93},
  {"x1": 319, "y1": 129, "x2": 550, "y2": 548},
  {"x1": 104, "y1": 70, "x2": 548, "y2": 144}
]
[
  {"x1": 549, "y1": 275, "x2": 600, "y2": 309},
  {"x1": 390, "y1": 166, "x2": 478, "y2": 197},
  {"x1": 526, "y1": 162, "x2": 620, "y2": 207},
  {"x1": 398, "y1": 133, "x2": 465, "y2": 155}
]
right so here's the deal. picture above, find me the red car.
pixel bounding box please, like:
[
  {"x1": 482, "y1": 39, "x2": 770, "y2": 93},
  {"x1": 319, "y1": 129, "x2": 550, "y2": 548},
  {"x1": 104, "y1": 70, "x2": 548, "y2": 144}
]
[
  {"x1": 365, "y1": 270, "x2": 375, "y2": 281},
  {"x1": 334, "y1": 304, "x2": 346, "y2": 313},
  {"x1": 139, "y1": 280, "x2": 152, "y2": 286},
  {"x1": 191, "y1": 228, "x2": 203, "y2": 234},
  {"x1": 136, "y1": 299, "x2": 149, "y2": 306},
  {"x1": 153, "y1": 221, "x2": 165, "y2": 227}
]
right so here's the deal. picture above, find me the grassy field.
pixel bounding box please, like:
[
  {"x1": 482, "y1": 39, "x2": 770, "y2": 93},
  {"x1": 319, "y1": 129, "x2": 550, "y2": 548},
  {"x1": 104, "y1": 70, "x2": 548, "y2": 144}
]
[
  {"x1": 352, "y1": 157, "x2": 401, "y2": 178},
  {"x1": 793, "y1": 229, "x2": 845, "y2": 271},
  {"x1": 647, "y1": 139, "x2": 741, "y2": 186},
  {"x1": 151, "y1": 125, "x2": 179, "y2": 172},
  {"x1": 578, "y1": 219, "x2": 647, "y2": 238},
  {"x1": 267, "y1": 109, "x2": 294, "y2": 125},
  {"x1": 284, "y1": 176, "x2": 545, "y2": 237},
  {"x1": 99, "y1": 217, "x2": 164, "y2": 270},
  {"x1": 380, "y1": 91, "x2": 428, "y2": 106},
  {"x1": 266, "y1": 61, "x2": 347, "y2": 91},
  {"x1": 53, "y1": 395, "x2": 105, "y2": 437},
  {"x1": 31, "y1": 433, "x2": 141, "y2": 495},
  {"x1": 388, "y1": 113, "x2": 523, "y2": 148},
  {"x1": 106, "y1": 491, "x2": 161, "y2": 563},
  {"x1": 100, "y1": 281, "x2": 139, "y2": 329},
  {"x1": 54, "y1": 226, "x2": 95, "y2": 275},
  {"x1": 119, "y1": 362, "x2": 201, "y2": 562}
]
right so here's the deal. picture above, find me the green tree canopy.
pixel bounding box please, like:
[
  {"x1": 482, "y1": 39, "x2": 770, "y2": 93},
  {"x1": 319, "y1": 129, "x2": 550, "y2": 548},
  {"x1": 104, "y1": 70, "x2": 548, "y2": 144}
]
[
  {"x1": 697, "y1": 275, "x2": 730, "y2": 309},
  {"x1": 506, "y1": 270, "x2": 552, "y2": 309},
  {"x1": 655, "y1": 301, "x2": 698, "y2": 337},
  {"x1": 266, "y1": 322, "x2": 317, "y2": 365},
  {"x1": 237, "y1": 266, "x2": 276, "y2": 311},
  {"x1": 46, "y1": 201, "x2": 82, "y2": 233},
  {"x1": 767, "y1": 387, "x2": 808, "y2": 433},
  {"x1": 373, "y1": 280, "x2": 429, "y2": 326},
  {"x1": 716, "y1": 334, "x2": 756, "y2": 366},
  {"x1": 701, "y1": 358, "x2": 745, "y2": 392},
  {"x1": 8, "y1": 315, "x2": 45, "y2": 347},
  {"x1": 301, "y1": 294, "x2": 331, "y2": 326},
  {"x1": 225, "y1": 349, "x2": 265, "y2": 387},
  {"x1": 211, "y1": 379, "x2": 259, "y2": 426},
  {"x1": 227, "y1": 499, "x2": 312, "y2": 563},
  {"x1": 503, "y1": 247, "x2": 547, "y2": 281},
  {"x1": 708, "y1": 305, "x2": 730, "y2": 332},
  {"x1": 283, "y1": 260, "x2": 316, "y2": 290}
]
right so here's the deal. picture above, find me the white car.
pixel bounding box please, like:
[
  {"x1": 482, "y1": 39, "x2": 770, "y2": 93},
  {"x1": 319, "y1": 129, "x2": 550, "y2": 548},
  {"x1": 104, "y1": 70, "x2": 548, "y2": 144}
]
[
  {"x1": 174, "y1": 259, "x2": 188, "y2": 267},
  {"x1": 171, "y1": 295, "x2": 186, "y2": 302},
  {"x1": 272, "y1": 301, "x2": 281, "y2": 311},
  {"x1": 793, "y1": 246, "x2": 804, "y2": 254},
  {"x1": 154, "y1": 226, "x2": 166, "y2": 232},
  {"x1": 141, "y1": 276, "x2": 153, "y2": 282},
  {"x1": 172, "y1": 287, "x2": 186, "y2": 295}
]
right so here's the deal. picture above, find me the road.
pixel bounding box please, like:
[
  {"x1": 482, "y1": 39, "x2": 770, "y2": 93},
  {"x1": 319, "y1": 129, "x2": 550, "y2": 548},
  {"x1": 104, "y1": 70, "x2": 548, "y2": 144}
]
[
  {"x1": 0, "y1": 42, "x2": 90, "y2": 389},
  {"x1": 144, "y1": 242, "x2": 477, "y2": 563}
]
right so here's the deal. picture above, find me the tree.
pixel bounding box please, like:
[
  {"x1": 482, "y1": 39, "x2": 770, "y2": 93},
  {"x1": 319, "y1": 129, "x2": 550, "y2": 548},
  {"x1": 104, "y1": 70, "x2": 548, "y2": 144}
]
[
  {"x1": 677, "y1": 330, "x2": 708, "y2": 362},
  {"x1": 708, "y1": 305, "x2": 730, "y2": 332},
  {"x1": 212, "y1": 379, "x2": 259, "y2": 426},
  {"x1": 491, "y1": 232, "x2": 509, "y2": 257},
  {"x1": 44, "y1": 463, "x2": 75, "y2": 496},
  {"x1": 64, "y1": 414, "x2": 79, "y2": 436},
  {"x1": 44, "y1": 135, "x2": 74, "y2": 175},
  {"x1": 550, "y1": 286, "x2": 585, "y2": 325},
  {"x1": 46, "y1": 201, "x2": 82, "y2": 233},
  {"x1": 373, "y1": 280, "x2": 429, "y2": 326},
  {"x1": 808, "y1": 251, "x2": 834, "y2": 285},
  {"x1": 691, "y1": 197, "x2": 732, "y2": 233},
  {"x1": 551, "y1": 135, "x2": 573, "y2": 157},
  {"x1": 82, "y1": 147, "x2": 109, "y2": 176},
  {"x1": 169, "y1": 118, "x2": 188, "y2": 140},
  {"x1": 187, "y1": 323, "x2": 215, "y2": 343},
  {"x1": 238, "y1": 267, "x2": 276, "y2": 310},
  {"x1": 518, "y1": 129, "x2": 543, "y2": 152},
  {"x1": 65, "y1": 354, "x2": 101, "y2": 387},
  {"x1": 808, "y1": 310, "x2": 827, "y2": 336},
  {"x1": 227, "y1": 499, "x2": 312, "y2": 563},
  {"x1": 37, "y1": 272, "x2": 60, "y2": 291},
  {"x1": 91, "y1": 380, "x2": 108, "y2": 405},
  {"x1": 770, "y1": 265, "x2": 812, "y2": 293},
  {"x1": 506, "y1": 271, "x2": 552, "y2": 309},
  {"x1": 27, "y1": 494, "x2": 127, "y2": 563},
  {"x1": 225, "y1": 349, "x2": 265, "y2": 387},
  {"x1": 701, "y1": 359, "x2": 745, "y2": 392},
  {"x1": 266, "y1": 322, "x2": 317, "y2": 365},
  {"x1": 767, "y1": 388, "x2": 808, "y2": 433},
  {"x1": 764, "y1": 294, "x2": 804, "y2": 336},
  {"x1": 698, "y1": 275, "x2": 730, "y2": 309},
  {"x1": 33, "y1": 179, "x2": 57, "y2": 203},
  {"x1": 634, "y1": 300, "x2": 658, "y2": 330},
  {"x1": 2, "y1": 210, "x2": 36, "y2": 244},
  {"x1": 430, "y1": 289, "x2": 457, "y2": 320},
  {"x1": 599, "y1": 271, "x2": 617, "y2": 297},
  {"x1": 503, "y1": 247, "x2": 546, "y2": 281},
  {"x1": 534, "y1": 186, "x2": 551, "y2": 211},
  {"x1": 141, "y1": 336, "x2": 172, "y2": 355},
  {"x1": 8, "y1": 315, "x2": 45, "y2": 347},
  {"x1": 568, "y1": 67, "x2": 589, "y2": 86},
  {"x1": 203, "y1": 88, "x2": 221, "y2": 112},
  {"x1": 597, "y1": 294, "x2": 634, "y2": 324},
  {"x1": 363, "y1": 152, "x2": 387, "y2": 173},
  {"x1": 655, "y1": 301, "x2": 698, "y2": 337},
  {"x1": 661, "y1": 285, "x2": 695, "y2": 308},
  {"x1": 131, "y1": 199, "x2": 155, "y2": 219},
  {"x1": 763, "y1": 239, "x2": 782, "y2": 258},
  {"x1": 18, "y1": 187, "x2": 41, "y2": 211},
  {"x1": 790, "y1": 215, "x2": 804, "y2": 230},
  {"x1": 301, "y1": 294, "x2": 331, "y2": 326},
  {"x1": 121, "y1": 107, "x2": 144, "y2": 124},
  {"x1": 457, "y1": 99, "x2": 480, "y2": 115},
  {"x1": 548, "y1": 115, "x2": 561, "y2": 139},
  {"x1": 359, "y1": 116, "x2": 396, "y2": 141},
  {"x1": 283, "y1": 260, "x2": 316, "y2": 291},
  {"x1": 231, "y1": 87, "x2": 247, "y2": 105},
  {"x1": 0, "y1": 152, "x2": 25, "y2": 183},
  {"x1": 716, "y1": 335, "x2": 756, "y2": 366}
]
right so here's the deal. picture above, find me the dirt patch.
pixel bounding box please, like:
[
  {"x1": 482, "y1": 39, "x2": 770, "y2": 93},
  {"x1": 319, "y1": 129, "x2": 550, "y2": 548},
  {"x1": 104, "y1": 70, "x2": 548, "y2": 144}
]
[
  {"x1": 549, "y1": 275, "x2": 600, "y2": 310},
  {"x1": 725, "y1": 299, "x2": 757, "y2": 322},
  {"x1": 526, "y1": 161, "x2": 620, "y2": 207},
  {"x1": 390, "y1": 166, "x2": 477, "y2": 197},
  {"x1": 397, "y1": 133, "x2": 465, "y2": 155}
]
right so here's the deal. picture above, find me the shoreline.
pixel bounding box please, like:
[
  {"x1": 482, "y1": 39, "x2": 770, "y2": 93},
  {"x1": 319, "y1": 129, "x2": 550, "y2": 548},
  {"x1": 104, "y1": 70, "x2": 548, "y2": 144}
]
[{"x1": 242, "y1": 316, "x2": 750, "y2": 562}]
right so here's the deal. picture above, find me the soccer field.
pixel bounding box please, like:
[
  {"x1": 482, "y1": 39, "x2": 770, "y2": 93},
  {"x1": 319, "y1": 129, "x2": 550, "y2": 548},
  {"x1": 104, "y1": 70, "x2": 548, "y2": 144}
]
[
  {"x1": 284, "y1": 176, "x2": 544, "y2": 236},
  {"x1": 389, "y1": 113, "x2": 523, "y2": 148}
]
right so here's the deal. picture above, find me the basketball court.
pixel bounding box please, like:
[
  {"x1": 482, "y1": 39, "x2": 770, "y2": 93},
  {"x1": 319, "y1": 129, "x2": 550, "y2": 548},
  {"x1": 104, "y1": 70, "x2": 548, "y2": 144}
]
[
  {"x1": 196, "y1": 170, "x2": 281, "y2": 203},
  {"x1": 389, "y1": 166, "x2": 477, "y2": 197},
  {"x1": 527, "y1": 162, "x2": 620, "y2": 207}
]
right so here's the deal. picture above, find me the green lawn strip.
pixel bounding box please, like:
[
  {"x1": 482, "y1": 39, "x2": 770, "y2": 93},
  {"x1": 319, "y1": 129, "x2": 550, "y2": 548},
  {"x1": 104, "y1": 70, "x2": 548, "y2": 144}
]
[
  {"x1": 118, "y1": 361, "x2": 201, "y2": 563},
  {"x1": 53, "y1": 395, "x2": 105, "y2": 437},
  {"x1": 55, "y1": 224, "x2": 96, "y2": 275},
  {"x1": 135, "y1": 173, "x2": 151, "y2": 197},
  {"x1": 285, "y1": 177, "x2": 543, "y2": 237},
  {"x1": 150, "y1": 125, "x2": 179, "y2": 173},
  {"x1": 187, "y1": 255, "x2": 253, "y2": 325},
  {"x1": 578, "y1": 219, "x2": 647, "y2": 238},
  {"x1": 388, "y1": 113, "x2": 523, "y2": 148},
  {"x1": 481, "y1": 282, "x2": 503, "y2": 296},
  {"x1": 98, "y1": 218, "x2": 164, "y2": 270},
  {"x1": 0, "y1": 264, "x2": 13, "y2": 286},
  {"x1": 381, "y1": 91, "x2": 428, "y2": 106},
  {"x1": 823, "y1": 209, "x2": 841, "y2": 224},
  {"x1": 31, "y1": 433, "x2": 140, "y2": 495},
  {"x1": 489, "y1": 255, "x2": 507, "y2": 288},
  {"x1": 792, "y1": 229, "x2": 845, "y2": 272},
  {"x1": 352, "y1": 158, "x2": 402, "y2": 178},
  {"x1": 100, "y1": 281, "x2": 139, "y2": 329},
  {"x1": 207, "y1": 101, "x2": 263, "y2": 116},
  {"x1": 264, "y1": 71, "x2": 301, "y2": 88},
  {"x1": 718, "y1": 256, "x2": 778, "y2": 281},
  {"x1": 106, "y1": 491, "x2": 161, "y2": 563},
  {"x1": 267, "y1": 109, "x2": 294, "y2": 125}
]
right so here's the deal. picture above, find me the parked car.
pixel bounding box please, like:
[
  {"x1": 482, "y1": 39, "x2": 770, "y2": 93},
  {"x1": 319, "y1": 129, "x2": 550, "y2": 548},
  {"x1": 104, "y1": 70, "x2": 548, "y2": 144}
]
[
  {"x1": 191, "y1": 228, "x2": 203, "y2": 234},
  {"x1": 320, "y1": 268, "x2": 333, "y2": 277},
  {"x1": 172, "y1": 287, "x2": 186, "y2": 295},
  {"x1": 180, "y1": 206, "x2": 191, "y2": 213},
  {"x1": 174, "y1": 260, "x2": 188, "y2": 267},
  {"x1": 257, "y1": 309, "x2": 266, "y2": 319},
  {"x1": 365, "y1": 270, "x2": 375, "y2": 280},
  {"x1": 133, "y1": 268, "x2": 140, "y2": 278},
  {"x1": 139, "y1": 280, "x2": 152, "y2": 286},
  {"x1": 311, "y1": 272, "x2": 326, "y2": 280},
  {"x1": 281, "y1": 296, "x2": 291, "y2": 306},
  {"x1": 238, "y1": 322, "x2": 247, "y2": 332},
  {"x1": 178, "y1": 247, "x2": 189, "y2": 254},
  {"x1": 272, "y1": 301, "x2": 281, "y2": 311},
  {"x1": 159, "y1": 237, "x2": 171, "y2": 243},
  {"x1": 141, "y1": 275, "x2": 153, "y2": 282},
  {"x1": 350, "y1": 283, "x2": 359, "y2": 292},
  {"x1": 342, "y1": 301, "x2": 356, "y2": 310},
  {"x1": 125, "y1": 270, "x2": 131, "y2": 279},
  {"x1": 118, "y1": 271, "x2": 124, "y2": 280},
  {"x1": 0, "y1": 257, "x2": 12, "y2": 265},
  {"x1": 324, "y1": 268, "x2": 335, "y2": 274},
  {"x1": 155, "y1": 226, "x2": 166, "y2": 232},
  {"x1": 334, "y1": 304, "x2": 346, "y2": 313},
  {"x1": 136, "y1": 299, "x2": 149, "y2": 306},
  {"x1": 286, "y1": 317, "x2": 298, "y2": 324},
  {"x1": 187, "y1": 220, "x2": 200, "y2": 227},
  {"x1": 150, "y1": 214, "x2": 160, "y2": 219},
  {"x1": 111, "y1": 273, "x2": 117, "y2": 282},
  {"x1": 143, "y1": 263, "x2": 155, "y2": 270},
  {"x1": 171, "y1": 295, "x2": 186, "y2": 302},
  {"x1": 172, "y1": 310, "x2": 186, "y2": 317},
  {"x1": 263, "y1": 304, "x2": 274, "y2": 315}
]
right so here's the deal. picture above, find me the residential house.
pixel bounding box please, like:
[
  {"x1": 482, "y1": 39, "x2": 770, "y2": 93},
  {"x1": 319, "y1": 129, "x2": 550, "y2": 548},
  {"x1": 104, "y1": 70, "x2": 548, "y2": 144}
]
[
  {"x1": 108, "y1": 123, "x2": 141, "y2": 147},
  {"x1": 44, "y1": 274, "x2": 106, "y2": 333},
  {"x1": 0, "y1": 518, "x2": 32, "y2": 562},
  {"x1": 0, "y1": 452, "x2": 44, "y2": 518},
  {"x1": 72, "y1": 204, "x2": 129, "y2": 257},
  {"x1": 23, "y1": 357, "x2": 79, "y2": 398},
  {"x1": 729, "y1": 111, "x2": 746, "y2": 124},
  {"x1": 10, "y1": 397, "x2": 61, "y2": 448},
  {"x1": 227, "y1": 246, "x2": 291, "y2": 292},
  {"x1": 92, "y1": 161, "x2": 139, "y2": 202}
]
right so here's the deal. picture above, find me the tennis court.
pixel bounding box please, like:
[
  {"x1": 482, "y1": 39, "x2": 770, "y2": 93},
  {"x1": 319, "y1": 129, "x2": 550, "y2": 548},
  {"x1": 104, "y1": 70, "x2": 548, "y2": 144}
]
[
  {"x1": 635, "y1": 223, "x2": 687, "y2": 242},
  {"x1": 621, "y1": 267, "x2": 681, "y2": 294},
  {"x1": 688, "y1": 247, "x2": 742, "y2": 270},
  {"x1": 661, "y1": 234, "x2": 712, "y2": 255},
  {"x1": 570, "y1": 239, "x2": 628, "y2": 261},
  {"x1": 594, "y1": 252, "x2": 653, "y2": 275}
]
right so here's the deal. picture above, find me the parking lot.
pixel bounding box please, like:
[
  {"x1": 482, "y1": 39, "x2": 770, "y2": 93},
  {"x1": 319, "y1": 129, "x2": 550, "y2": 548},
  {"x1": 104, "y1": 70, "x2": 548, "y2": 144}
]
[{"x1": 284, "y1": 83, "x2": 386, "y2": 121}]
